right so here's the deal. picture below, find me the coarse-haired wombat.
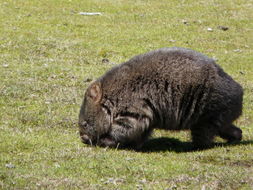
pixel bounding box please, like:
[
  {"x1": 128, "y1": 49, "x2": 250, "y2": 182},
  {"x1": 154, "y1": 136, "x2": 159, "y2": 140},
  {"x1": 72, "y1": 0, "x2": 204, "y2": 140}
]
[{"x1": 79, "y1": 47, "x2": 243, "y2": 149}]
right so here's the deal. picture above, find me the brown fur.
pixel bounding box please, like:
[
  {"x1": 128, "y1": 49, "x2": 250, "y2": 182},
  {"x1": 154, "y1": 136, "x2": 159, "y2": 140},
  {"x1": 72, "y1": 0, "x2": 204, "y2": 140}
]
[{"x1": 79, "y1": 47, "x2": 243, "y2": 149}]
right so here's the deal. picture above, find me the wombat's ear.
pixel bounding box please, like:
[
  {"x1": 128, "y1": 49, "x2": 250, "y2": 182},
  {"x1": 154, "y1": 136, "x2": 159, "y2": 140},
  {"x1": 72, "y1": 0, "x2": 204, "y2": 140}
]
[{"x1": 88, "y1": 82, "x2": 102, "y2": 104}]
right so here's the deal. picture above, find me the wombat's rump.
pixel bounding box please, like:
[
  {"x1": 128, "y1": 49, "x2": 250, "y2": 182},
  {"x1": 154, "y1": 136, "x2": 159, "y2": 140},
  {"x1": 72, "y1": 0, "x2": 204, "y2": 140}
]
[{"x1": 79, "y1": 47, "x2": 243, "y2": 149}]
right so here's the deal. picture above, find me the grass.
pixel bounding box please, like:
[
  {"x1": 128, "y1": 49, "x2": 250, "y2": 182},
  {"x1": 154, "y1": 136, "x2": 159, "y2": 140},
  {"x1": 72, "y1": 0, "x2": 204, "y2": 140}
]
[{"x1": 0, "y1": 0, "x2": 252, "y2": 189}]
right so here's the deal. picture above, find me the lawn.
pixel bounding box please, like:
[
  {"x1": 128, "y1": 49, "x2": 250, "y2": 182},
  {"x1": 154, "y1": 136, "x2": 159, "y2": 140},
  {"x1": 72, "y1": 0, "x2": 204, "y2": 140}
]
[{"x1": 0, "y1": 0, "x2": 252, "y2": 189}]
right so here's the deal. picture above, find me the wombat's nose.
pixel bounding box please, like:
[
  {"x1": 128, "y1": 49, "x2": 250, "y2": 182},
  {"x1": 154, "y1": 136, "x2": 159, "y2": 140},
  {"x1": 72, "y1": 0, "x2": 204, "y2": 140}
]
[{"x1": 80, "y1": 134, "x2": 92, "y2": 145}]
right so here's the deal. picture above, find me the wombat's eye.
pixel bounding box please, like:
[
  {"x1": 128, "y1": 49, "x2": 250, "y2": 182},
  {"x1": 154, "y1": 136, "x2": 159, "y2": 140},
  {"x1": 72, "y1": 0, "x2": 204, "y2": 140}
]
[{"x1": 79, "y1": 121, "x2": 88, "y2": 127}]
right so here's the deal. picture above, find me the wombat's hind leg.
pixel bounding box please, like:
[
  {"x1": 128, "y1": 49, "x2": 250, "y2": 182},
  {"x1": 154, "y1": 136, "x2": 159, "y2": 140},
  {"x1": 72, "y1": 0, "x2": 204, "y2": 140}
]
[
  {"x1": 191, "y1": 123, "x2": 218, "y2": 149},
  {"x1": 218, "y1": 124, "x2": 242, "y2": 143}
]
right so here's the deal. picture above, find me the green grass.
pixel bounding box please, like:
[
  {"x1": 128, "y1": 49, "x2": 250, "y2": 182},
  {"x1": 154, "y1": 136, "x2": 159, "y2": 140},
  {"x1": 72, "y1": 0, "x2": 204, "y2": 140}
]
[{"x1": 0, "y1": 0, "x2": 252, "y2": 189}]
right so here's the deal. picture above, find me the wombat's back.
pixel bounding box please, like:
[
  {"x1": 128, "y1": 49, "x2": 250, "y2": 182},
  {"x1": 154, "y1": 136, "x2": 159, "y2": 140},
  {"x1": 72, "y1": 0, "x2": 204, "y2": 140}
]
[{"x1": 100, "y1": 47, "x2": 216, "y2": 91}]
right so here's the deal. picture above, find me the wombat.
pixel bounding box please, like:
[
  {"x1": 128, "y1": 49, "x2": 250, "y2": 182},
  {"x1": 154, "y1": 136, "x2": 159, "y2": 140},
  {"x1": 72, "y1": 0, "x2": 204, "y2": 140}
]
[{"x1": 79, "y1": 47, "x2": 243, "y2": 149}]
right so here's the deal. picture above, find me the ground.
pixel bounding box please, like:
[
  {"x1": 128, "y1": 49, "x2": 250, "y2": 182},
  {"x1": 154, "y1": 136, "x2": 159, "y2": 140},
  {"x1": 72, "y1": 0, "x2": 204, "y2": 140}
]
[{"x1": 0, "y1": 0, "x2": 252, "y2": 189}]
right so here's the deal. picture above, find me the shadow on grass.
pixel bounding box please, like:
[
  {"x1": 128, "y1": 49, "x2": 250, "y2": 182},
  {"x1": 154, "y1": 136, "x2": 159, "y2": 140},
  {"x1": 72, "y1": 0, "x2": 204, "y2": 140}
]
[{"x1": 138, "y1": 137, "x2": 253, "y2": 153}]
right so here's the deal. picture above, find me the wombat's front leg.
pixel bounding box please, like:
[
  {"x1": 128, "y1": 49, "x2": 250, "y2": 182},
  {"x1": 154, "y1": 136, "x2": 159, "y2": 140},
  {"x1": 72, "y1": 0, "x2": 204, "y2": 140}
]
[{"x1": 99, "y1": 115, "x2": 153, "y2": 149}]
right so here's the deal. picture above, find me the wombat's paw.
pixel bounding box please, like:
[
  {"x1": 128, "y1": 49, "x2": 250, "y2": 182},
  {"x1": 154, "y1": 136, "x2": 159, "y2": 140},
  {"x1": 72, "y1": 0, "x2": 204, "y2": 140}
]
[
  {"x1": 227, "y1": 127, "x2": 242, "y2": 143},
  {"x1": 219, "y1": 124, "x2": 242, "y2": 143},
  {"x1": 80, "y1": 134, "x2": 93, "y2": 145},
  {"x1": 98, "y1": 136, "x2": 118, "y2": 148}
]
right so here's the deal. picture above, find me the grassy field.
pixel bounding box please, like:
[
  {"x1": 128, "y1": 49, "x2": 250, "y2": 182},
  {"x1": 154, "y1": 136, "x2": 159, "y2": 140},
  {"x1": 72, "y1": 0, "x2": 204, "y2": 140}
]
[{"x1": 0, "y1": 0, "x2": 252, "y2": 189}]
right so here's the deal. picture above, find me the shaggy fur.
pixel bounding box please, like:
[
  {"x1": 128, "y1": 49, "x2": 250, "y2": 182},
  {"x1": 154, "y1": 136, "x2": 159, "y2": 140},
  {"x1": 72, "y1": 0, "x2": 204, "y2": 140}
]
[{"x1": 79, "y1": 47, "x2": 243, "y2": 149}]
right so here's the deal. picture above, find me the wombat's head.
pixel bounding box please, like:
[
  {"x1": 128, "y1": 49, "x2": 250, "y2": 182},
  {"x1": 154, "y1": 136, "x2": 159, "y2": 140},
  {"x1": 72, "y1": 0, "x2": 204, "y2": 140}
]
[{"x1": 78, "y1": 82, "x2": 111, "y2": 146}]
